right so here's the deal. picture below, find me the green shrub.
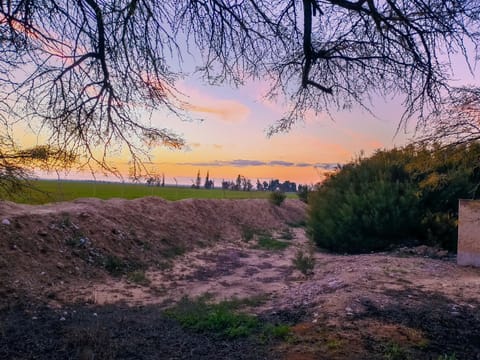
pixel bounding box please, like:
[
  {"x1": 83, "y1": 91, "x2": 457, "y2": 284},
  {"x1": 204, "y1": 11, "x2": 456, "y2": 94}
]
[
  {"x1": 308, "y1": 143, "x2": 480, "y2": 253},
  {"x1": 269, "y1": 190, "x2": 286, "y2": 206}
]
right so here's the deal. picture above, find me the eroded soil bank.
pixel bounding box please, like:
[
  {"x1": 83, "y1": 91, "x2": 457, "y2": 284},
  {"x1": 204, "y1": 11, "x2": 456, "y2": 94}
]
[{"x1": 1, "y1": 198, "x2": 479, "y2": 359}]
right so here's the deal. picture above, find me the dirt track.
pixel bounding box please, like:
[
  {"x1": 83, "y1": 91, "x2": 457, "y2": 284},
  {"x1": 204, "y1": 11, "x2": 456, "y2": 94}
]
[{"x1": 1, "y1": 198, "x2": 480, "y2": 359}]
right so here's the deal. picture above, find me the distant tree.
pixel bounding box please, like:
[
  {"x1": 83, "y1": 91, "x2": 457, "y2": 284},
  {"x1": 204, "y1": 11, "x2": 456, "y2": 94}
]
[
  {"x1": 195, "y1": 170, "x2": 201, "y2": 189},
  {"x1": 204, "y1": 170, "x2": 214, "y2": 189},
  {"x1": 161, "y1": 173, "x2": 165, "y2": 187},
  {"x1": 256, "y1": 179, "x2": 263, "y2": 191},
  {"x1": 263, "y1": 181, "x2": 269, "y2": 191},
  {"x1": 246, "y1": 179, "x2": 253, "y2": 192},
  {"x1": 235, "y1": 175, "x2": 242, "y2": 191}
]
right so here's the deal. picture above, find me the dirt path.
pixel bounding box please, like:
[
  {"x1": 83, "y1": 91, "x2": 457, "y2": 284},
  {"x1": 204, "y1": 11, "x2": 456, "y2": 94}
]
[{"x1": 49, "y1": 227, "x2": 480, "y2": 359}]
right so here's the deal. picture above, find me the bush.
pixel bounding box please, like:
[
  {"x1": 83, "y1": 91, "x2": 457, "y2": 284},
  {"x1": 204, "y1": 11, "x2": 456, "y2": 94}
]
[
  {"x1": 297, "y1": 185, "x2": 310, "y2": 203},
  {"x1": 308, "y1": 143, "x2": 480, "y2": 253},
  {"x1": 292, "y1": 250, "x2": 315, "y2": 275},
  {"x1": 269, "y1": 190, "x2": 286, "y2": 206}
]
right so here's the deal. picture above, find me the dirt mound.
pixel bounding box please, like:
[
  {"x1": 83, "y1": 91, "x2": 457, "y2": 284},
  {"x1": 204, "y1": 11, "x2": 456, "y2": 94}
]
[{"x1": 0, "y1": 197, "x2": 306, "y2": 306}]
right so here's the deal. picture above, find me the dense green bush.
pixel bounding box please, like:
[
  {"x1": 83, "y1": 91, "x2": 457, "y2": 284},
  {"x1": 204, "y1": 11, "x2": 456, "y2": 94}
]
[{"x1": 309, "y1": 143, "x2": 480, "y2": 253}]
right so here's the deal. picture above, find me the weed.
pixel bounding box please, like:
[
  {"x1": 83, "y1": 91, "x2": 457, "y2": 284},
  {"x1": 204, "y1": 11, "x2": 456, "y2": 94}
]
[
  {"x1": 166, "y1": 296, "x2": 290, "y2": 342},
  {"x1": 60, "y1": 212, "x2": 72, "y2": 228},
  {"x1": 262, "y1": 324, "x2": 291, "y2": 341},
  {"x1": 438, "y1": 354, "x2": 457, "y2": 360},
  {"x1": 241, "y1": 226, "x2": 257, "y2": 242},
  {"x1": 65, "y1": 233, "x2": 88, "y2": 248},
  {"x1": 279, "y1": 227, "x2": 294, "y2": 240},
  {"x1": 383, "y1": 342, "x2": 409, "y2": 360},
  {"x1": 104, "y1": 255, "x2": 126, "y2": 276},
  {"x1": 127, "y1": 270, "x2": 150, "y2": 286},
  {"x1": 256, "y1": 236, "x2": 290, "y2": 250},
  {"x1": 269, "y1": 190, "x2": 286, "y2": 206},
  {"x1": 292, "y1": 250, "x2": 315, "y2": 275},
  {"x1": 166, "y1": 296, "x2": 259, "y2": 338},
  {"x1": 286, "y1": 219, "x2": 307, "y2": 228},
  {"x1": 326, "y1": 338, "x2": 343, "y2": 350}
]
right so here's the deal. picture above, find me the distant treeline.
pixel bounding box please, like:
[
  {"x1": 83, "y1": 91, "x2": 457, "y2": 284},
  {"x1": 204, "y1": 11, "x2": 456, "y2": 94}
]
[{"x1": 144, "y1": 170, "x2": 307, "y2": 193}]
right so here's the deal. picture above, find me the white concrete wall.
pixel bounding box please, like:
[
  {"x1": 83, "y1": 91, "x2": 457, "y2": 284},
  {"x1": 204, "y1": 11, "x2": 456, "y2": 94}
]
[{"x1": 458, "y1": 199, "x2": 480, "y2": 267}]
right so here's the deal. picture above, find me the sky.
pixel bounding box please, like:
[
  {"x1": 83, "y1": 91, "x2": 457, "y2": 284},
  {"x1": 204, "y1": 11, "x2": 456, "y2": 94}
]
[
  {"x1": 13, "y1": 17, "x2": 477, "y2": 187},
  {"x1": 32, "y1": 74, "x2": 417, "y2": 186}
]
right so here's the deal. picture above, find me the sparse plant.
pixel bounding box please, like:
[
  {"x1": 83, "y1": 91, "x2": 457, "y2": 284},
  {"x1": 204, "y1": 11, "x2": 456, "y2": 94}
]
[
  {"x1": 269, "y1": 190, "x2": 286, "y2": 206},
  {"x1": 383, "y1": 343, "x2": 409, "y2": 360},
  {"x1": 104, "y1": 255, "x2": 126, "y2": 276},
  {"x1": 279, "y1": 228, "x2": 294, "y2": 240},
  {"x1": 165, "y1": 296, "x2": 259, "y2": 338},
  {"x1": 241, "y1": 226, "x2": 257, "y2": 242},
  {"x1": 256, "y1": 236, "x2": 290, "y2": 251},
  {"x1": 127, "y1": 270, "x2": 150, "y2": 286},
  {"x1": 292, "y1": 250, "x2": 315, "y2": 276},
  {"x1": 438, "y1": 354, "x2": 457, "y2": 360},
  {"x1": 261, "y1": 324, "x2": 291, "y2": 341},
  {"x1": 166, "y1": 295, "x2": 290, "y2": 341},
  {"x1": 286, "y1": 219, "x2": 307, "y2": 228}
]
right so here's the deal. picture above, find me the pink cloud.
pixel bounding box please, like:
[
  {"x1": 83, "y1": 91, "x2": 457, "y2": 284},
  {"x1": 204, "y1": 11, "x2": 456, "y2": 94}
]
[{"x1": 178, "y1": 83, "x2": 251, "y2": 123}]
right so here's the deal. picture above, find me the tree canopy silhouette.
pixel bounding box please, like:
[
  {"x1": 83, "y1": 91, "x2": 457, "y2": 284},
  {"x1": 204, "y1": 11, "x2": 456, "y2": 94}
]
[{"x1": 1, "y1": 0, "x2": 479, "y2": 174}]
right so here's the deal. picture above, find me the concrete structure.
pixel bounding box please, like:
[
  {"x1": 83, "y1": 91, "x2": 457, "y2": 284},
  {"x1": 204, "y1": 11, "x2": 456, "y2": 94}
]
[{"x1": 458, "y1": 199, "x2": 480, "y2": 267}]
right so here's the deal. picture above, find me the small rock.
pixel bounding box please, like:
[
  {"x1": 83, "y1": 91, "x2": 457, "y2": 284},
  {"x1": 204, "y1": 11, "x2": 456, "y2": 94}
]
[
  {"x1": 40, "y1": 271, "x2": 46, "y2": 276},
  {"x1": 92, "y1": 312, "x2": 98, "y2": 317},
  {"x1": 2, "y1": 218, "x2": 11, "y2": 225},
  {"x1": 59, "y1": 317, "x2": 66, "y2": 321},
  {"x1": 345, "y1": 307, "x2": 353, "y2": 312},
  {"x1": 79, "y1": 212, "x2": 90, "y2": 219},
  {"x1": 56, "y1": 262, "x2": 65, "y2": 269},
  {"x1": 37, "y1": 229, "x2": 48, "y2": 236},
  {"x1": 32, "y1": 316, "x2": 38, "y2": 320}
]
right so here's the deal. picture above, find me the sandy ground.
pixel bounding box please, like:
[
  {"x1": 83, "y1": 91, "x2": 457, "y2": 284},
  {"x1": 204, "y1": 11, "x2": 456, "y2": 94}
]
[{"x1": 1, "y1": 197, "x2": 480, "y2": 359}]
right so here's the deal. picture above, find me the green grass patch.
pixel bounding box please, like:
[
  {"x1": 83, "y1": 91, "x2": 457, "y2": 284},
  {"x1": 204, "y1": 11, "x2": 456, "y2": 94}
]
[
  {"x1": 166, "y1": 297, "x2": 259, "y2": 338},
  {"x1": 256, "y1": 236, "x2": 290, "y2": 250},
  {"x1": 10, "y1": 180, "x2": 296, "y2": 204},
  {"x1": 166, "y1": 296, "x2": 290, "y2": 341}
]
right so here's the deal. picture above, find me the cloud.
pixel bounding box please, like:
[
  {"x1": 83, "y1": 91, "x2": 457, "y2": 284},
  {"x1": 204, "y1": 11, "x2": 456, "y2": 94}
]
[
  {"x1": 178, "y1": 83, "x2": 251, "y2": 123},
  {"x1": 314, "y1": 163, "x2": 340, "y2": 170},
  {"x1": 295, "y1": 163, "x2": 312, "y2": 168},
  {"x1": 268, "y1": 160, "x2": 295, "y2": 167},
  {"x1": 176, "y1": 159, "x2": 340, "y2": 169}
]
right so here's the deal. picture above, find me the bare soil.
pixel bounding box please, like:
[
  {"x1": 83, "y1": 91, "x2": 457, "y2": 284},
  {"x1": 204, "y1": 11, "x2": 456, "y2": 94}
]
[{"x1": 1, "y1": 197, "x2": 479, "y2": 359}]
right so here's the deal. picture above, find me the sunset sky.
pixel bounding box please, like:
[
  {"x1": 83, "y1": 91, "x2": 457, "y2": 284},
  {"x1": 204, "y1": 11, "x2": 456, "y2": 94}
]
[
  {"x1": 29, "y1": 72, "x2": 440, "y2": 186},
  {"x1": 25, "y1": 44, "x2": 477, "y2": 187}
]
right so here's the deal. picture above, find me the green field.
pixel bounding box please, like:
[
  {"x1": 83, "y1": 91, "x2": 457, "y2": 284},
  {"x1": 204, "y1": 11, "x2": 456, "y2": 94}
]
[{"x1": 9, "y1": 180, "x2": 297, "y2": 204}]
